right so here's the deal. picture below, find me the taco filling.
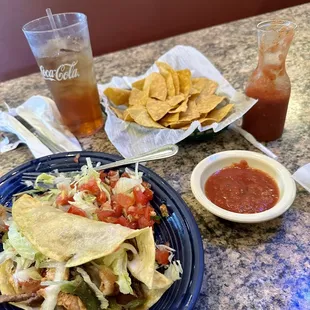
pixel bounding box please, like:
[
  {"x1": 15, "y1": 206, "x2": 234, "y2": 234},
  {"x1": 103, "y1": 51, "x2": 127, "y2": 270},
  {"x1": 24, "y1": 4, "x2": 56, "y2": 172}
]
[{"x1": 0, "y1": 162, "x2": 182, "y2": 310}]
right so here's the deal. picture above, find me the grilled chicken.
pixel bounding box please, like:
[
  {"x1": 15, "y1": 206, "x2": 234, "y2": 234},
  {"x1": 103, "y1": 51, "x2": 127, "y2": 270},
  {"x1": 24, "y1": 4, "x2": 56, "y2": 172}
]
[
  {"x1": 42, "y1": 267, "x2": 70, "y2": 281},
  {"x1": 57, "y1": 293, "x2": 87, "y2": 310},
  {"x1": 85, "y1": 264, "x2": 118, "y2": 296}
]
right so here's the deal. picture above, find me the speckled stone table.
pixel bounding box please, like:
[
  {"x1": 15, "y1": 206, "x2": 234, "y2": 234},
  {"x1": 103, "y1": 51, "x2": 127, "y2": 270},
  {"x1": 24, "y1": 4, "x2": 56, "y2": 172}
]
[{"x1": 1, "y1": 3, "x2": 310, "y2": 310}]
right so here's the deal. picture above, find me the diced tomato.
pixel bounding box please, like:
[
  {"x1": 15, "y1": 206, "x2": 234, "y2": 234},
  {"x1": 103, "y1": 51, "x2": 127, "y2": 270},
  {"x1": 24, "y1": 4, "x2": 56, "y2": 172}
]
[
  {"x1": 113, "y1": 204, "x2": 123, "y2": 217},
  {"x1": 143, "y1": 188, "x2": 154, "y2": 202},
  {"x1": 68, "y1": 206, "x2": 87, "y2": 217},
  {"x1": 121, "y1": 172, "x2": 130, "y2": 178},
  {"x1": 128, "y1": 222, "x2": 138, "y2": 229},
  {"x1": 101, "y1": 216, "x2": 118, "y2": 224},
  {"x1": 70, "y1": 182, "x2": 77, "y2": 189},
  {"x1": 78, "y1": 177, "x2": 100, "y2": 196},
  {"x1": 127, "y1": 206, "x2": 145, "y2": 216},
  {"x1": 99, "y1": 171, "x2": 107, "y2": 182},
  {"x1": 97, "y1": 191, "x2": 107, "y2": 204},
  {"x1": 144, "y1": 206, "x2": 154, "y2": 221},
  {"x1": 117, "y1": 216, "x2": 130, "y2": 227},
  {"x1": 97, "y1": 209, "x2": 116, "y2": 221},
  {"x1": 133, "y1": 186, "x2": 148, "y2": 205},
  {"x1": 56, "y1": 191, "x2": 74, "y2": 206},
  {"x1": 138, "y1": 216, "x2": 154, "y2": 229},
  {"x1": 113, "y1": 193, "x2": 135, "y2": 208},
  {"x1": 155, "y1": 248, "x2": 170, "y2": 265},
  {"x1": 107, "y1": 170, "x2": 119, "y2": 188}
]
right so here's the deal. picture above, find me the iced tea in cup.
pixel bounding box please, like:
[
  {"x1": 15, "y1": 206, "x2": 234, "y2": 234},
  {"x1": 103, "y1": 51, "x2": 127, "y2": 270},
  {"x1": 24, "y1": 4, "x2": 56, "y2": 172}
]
[{"x1": 23, "y1": 13, "x2": 103, "y2": 137}]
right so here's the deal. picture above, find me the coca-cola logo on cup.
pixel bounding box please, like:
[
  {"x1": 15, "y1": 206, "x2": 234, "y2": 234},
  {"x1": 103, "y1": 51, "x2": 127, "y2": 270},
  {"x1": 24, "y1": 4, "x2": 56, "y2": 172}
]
[{"x1": 40, "y1": 61, "x2": 80, "y2": 81}]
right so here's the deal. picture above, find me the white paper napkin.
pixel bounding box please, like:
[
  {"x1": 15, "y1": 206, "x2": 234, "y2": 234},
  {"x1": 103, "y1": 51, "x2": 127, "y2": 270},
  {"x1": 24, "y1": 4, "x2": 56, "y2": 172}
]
[
  {"x1": 99, "y1": 45, "x2": 257, "y2": 158},
  {"x1": 0, "y1": 96, "x2": 82, "y2": 158},
  {"x1": 292, "y1": 164, "x2": 310, "y2": 193}
]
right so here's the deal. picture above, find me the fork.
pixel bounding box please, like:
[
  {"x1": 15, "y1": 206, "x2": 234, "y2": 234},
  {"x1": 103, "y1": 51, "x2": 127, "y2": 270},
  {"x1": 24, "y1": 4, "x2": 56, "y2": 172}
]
[{"x1": 21, "y1": 144, "x2": 179, "y2": 186}]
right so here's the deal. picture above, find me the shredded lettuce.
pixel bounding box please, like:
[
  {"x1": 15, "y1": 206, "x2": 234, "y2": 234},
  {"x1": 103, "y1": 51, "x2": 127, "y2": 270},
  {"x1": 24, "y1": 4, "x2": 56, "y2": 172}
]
[
  {"x1": 41, "y1": 262, "x2": 67, "y2": 310},
  {"x1": 0, "y1": 248, "x2": 15, "y2": 264},
  {"x1": 39, "y1": 259, "x2": 63, "y2": 269},
  {"x1": 13, "y1": 266, "x2": 42, "y2": 282},
  {"x1": 125, "y1": 167, "x2": 143, "y2": 180},
  {"x1": 54, "y1": 275, "x2": 100, "y2": 310},
  {"x1": 35, "y1": 189, "x2": 60, "y2": 204},
  {"x1": 113, "y1": 178, "x2": 142, "y2": 195},
  {"x1": 103, "y1": 246, "x2": 133, "y2": 295},
  {"x1": 98, "y1": 182, "x2": 111, "y2": 202},
  {"x1": 69, "y1": 191, "x2": 97, "y2": 215},
  {"x1": 164, "y1": 260, "x2": 183, "y2": 281},
  {"x1": 76, "y1": 159, "x2": 100, "y2": 185},
  {"x1": 77, "y1": 267, "x2": 109, "y2": 309},
  {"x1": 8, "y1": 222, "x2": 38, "y2": 260},
  {"x1": 14, "y1": 256, "x2": 33, "y2": 271},
  {"x1": 34, "y1": 252, "x2": 49, "y2": 269},
  {"x1": 35, "y1": 173, "x2": 55, "y2": 190}
]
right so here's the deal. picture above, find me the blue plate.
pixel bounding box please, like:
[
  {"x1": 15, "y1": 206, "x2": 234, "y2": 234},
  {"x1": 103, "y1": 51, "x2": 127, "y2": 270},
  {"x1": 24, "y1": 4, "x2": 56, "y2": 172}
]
[{"x1": 0, "y1": 152, "x2": 204, "y2": 310}]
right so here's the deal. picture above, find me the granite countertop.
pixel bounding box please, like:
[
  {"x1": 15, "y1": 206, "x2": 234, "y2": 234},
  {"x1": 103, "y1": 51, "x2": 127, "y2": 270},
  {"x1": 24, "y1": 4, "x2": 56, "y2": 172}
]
[{"x1": 1, "y1": 3, "x2": 310, "y2": 310}]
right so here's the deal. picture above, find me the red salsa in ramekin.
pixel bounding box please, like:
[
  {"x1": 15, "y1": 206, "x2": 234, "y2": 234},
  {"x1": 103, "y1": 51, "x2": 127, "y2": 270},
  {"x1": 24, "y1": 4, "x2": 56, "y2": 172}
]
[{"x1": 205, "y1": 160, "x2": 279, "y2": 214}]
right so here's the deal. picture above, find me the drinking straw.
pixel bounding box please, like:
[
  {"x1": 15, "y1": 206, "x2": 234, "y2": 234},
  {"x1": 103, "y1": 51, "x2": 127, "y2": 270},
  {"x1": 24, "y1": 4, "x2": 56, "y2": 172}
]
[
  {"x1": 46, "y1": 8, "x2": 59, "y2": 36},
  {"x1": 46, "y1": 8, "x2": 61, "y2": 52}
]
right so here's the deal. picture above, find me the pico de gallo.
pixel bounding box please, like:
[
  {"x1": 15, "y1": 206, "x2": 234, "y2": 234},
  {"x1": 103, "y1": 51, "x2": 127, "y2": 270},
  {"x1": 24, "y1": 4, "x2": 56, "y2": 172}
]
[{"x1": 18, "y1": 158, "x2": 174, "y2": 267}]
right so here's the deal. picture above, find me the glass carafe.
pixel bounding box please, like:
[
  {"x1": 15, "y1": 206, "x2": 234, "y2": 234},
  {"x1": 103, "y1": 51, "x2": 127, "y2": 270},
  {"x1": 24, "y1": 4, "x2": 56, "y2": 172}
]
[{"x1": 242, "y1": 20, "x2": 296, "y2": 142}]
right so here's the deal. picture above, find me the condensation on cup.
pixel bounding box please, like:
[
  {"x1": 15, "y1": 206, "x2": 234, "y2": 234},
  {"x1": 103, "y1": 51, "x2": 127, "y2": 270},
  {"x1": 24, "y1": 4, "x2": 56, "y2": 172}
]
[{"x1": 23, "y1": 13, "x2": 103, "y2": 137}]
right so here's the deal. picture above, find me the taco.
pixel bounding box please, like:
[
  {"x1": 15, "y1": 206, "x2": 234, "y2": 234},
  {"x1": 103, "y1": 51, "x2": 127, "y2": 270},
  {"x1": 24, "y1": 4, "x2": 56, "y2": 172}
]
[{"x1": 0, "y1": 194, "x2": 181, "y2": 310}]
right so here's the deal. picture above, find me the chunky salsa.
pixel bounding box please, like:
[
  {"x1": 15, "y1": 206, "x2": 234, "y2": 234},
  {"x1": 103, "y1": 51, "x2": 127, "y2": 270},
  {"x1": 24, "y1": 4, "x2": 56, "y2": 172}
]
[{"x1": 205, "y1": 160, "x2": 279, "y2": 214}]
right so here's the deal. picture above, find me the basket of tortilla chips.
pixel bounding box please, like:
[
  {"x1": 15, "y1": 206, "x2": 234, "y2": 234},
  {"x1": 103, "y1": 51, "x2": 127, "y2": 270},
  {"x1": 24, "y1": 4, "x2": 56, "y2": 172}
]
[
  {"x1": 100, "y1": 45, "x2": 256, "y2": 157},
  {"x1": 104, "y1": 61, "x2": 234, "y2": 130}
]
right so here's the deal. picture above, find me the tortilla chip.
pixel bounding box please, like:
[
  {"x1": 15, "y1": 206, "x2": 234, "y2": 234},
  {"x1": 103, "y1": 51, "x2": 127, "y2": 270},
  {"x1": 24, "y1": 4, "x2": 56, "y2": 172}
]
[
  {"x1": 127, "y1": 106, "x2": 164, "y2": 129},
  {"x1": 179, "y1": 99, "x2": 200, "y2": 122},
  {"x1": 177, "y1": 69, "x2": 191, "y2": 96},
  {"x1": 143, "y1": 72, "x2": 167, "y2": 101},
  {"x1": 132, "y1": 78, "x2": 145, "y2": 90},
  {"x1": 146, "y1": 98, "x2": 172, "y2": 121},
  {"x1": 159, "y1": 112, "x2": 180, "y2": 127},
  {"x1": 165, "y1": 94, "x2": 185, "y2": 107},
  {"x1": 110, "y1": 106, "x2": 124, "y2": 119},
  {"x1": 156, "y1": 62, "x2": 179, "y2": 95},
  {"x1": 200, "y1": 103, "x2": 234, "y2": 126},
  {"x1": 128, "y1": 88, "x2": 148, "y2": 106},
  {"x1": 191, "y1": 77, "x2": 218, "y2": 95},
  {"x1": 196, "y1": 94, "x2": 226, "y2": 115},
  {"x1": 170, "y1": 121, "x2": 192, "y2": 129},
  {"x1": 123, "y1": 109, "x2": 134, "y2": 122},
  {"x1": 169, "y1": 97, "x2": 189, "y2": 113},
  {"x1": 104, "y1": 87, "x2": 130, "y2": 106},
  {"x1": 157, "y1": 67, "x2": 175, "y2": 97}
]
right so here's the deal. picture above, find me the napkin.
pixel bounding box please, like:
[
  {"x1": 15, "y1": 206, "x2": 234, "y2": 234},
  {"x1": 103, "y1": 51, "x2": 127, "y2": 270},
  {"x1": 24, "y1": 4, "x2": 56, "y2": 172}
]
[
  {"x1": 0, "y1": 96, "x2": 82, "y2": 158},
  {"x1": 292, "y1": 164, "x2": 310, "y2": 193},
  {"x1": 100, "y1": 45, "x2": 257, "y2": 158}
]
